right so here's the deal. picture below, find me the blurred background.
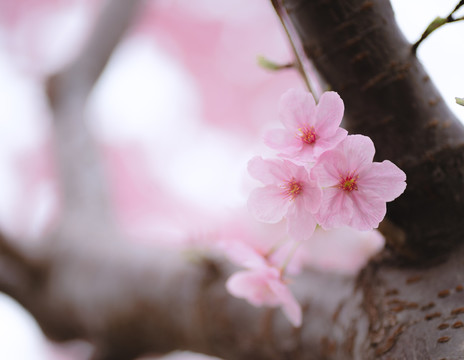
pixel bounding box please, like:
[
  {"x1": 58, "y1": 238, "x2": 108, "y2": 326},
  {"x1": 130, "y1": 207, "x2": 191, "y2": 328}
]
[{"x1": 0, "y1": 0, "x2": 462, "y2": 359}]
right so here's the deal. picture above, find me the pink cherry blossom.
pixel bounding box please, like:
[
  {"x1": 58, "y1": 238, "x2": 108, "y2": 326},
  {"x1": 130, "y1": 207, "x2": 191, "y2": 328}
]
[
  {"x1": 298, "y1": 227, "x2": 385, "y2": 274},
  {"x1": 264, "y1": 88, "x2": 347, "y2": 162},
  {"x1": 217, "y1": 214, "x2": 304, "y2": 275},
  {"x1": 226, "y1": 266, "x2": 302, "y2": 327},
  {"x1": 216, "y1": 212, "x2": 287, "y2": 269},
  {"x1": 247, "y1": 156, "x2": 322, "y2": 241},
  {"x1": 312, "y1": 135, "x2": 406, "y2": 230}
]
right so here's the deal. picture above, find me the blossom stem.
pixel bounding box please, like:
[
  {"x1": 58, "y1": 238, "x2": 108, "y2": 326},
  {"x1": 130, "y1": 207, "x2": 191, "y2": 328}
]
[
  {"x1": 280, "y1": 241, "x2": 301, "y2": 275},
  {"x1": 270, "y1": 0, "x2": 318, "y2": 99},
  {"x1": 265, "y1": 237, "x2": 288, "y2": 259},
  {"x1": 412, "y1": 0, "x2": 464, "y2": 54}
]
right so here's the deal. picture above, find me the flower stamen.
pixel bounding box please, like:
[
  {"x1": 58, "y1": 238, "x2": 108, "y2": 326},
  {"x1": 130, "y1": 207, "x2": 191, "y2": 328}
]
[
  {"x1": 297, "y1": 126, "x2": 317, "y2": 145},
  {"x1": 281, "y1": 179, "x2": 303, "y2": 200},
  {"x1": 339, "y1": 174, "x2": 358, "y2": 192}
]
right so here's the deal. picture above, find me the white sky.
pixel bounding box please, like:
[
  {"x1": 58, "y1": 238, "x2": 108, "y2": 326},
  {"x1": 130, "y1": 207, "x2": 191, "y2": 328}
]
[
  {"x1": 0, "y1": 1, "x2": 463, "y2": 359},
  {"x1": 391, "y1": 0, "x2": 464, "y2": 119}
]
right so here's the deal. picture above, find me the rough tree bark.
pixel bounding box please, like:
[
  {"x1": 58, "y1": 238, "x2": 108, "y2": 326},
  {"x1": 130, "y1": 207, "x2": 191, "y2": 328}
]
[
  {"x1": 282, "y1": 0, "x2": 464, "y2": 358},
  {"x1": 283, "y1": 0, "x2": 464, "y2": 261},
  {"x1": 1, "y1": 0, "x2": 464, "y2": 359}
]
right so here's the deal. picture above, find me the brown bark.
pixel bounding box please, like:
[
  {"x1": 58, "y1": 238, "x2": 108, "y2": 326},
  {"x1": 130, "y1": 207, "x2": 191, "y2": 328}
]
[
  {"x1": 280, "y1": 0, "x2": 464, "y2": 358},
  {"x1": 282, "y1": 0, "x2": 464, "y2": 261},
  {"x1": 1, "y1": 0, "x2": 464, "y2": 359}
]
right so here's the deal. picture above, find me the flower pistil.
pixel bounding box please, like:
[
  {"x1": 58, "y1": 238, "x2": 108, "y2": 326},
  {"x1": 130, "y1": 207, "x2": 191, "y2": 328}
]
[
  {"x1": 339, "y1": 174, "x2": 358, "y2": 192},
  {"x1": 282, "y1": 179, "x2": 303, "y2": 200},
  {"x1": 297, "y1": 126, "x2": 317, "y2": 145}
]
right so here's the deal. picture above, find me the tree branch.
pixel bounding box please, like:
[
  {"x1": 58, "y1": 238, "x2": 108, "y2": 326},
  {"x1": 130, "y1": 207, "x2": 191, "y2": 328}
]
[
  {"x1": 1, "y1": 227, "x2": 368, "y2": 360},
  {"x1": 412, "y1": 0, "x2": 464, "y2": 53},
  {"x1": 4, "y1": 224, "x2": 464, "y2": 360},
  {"x1": 0, "y1": 231, "x2": 45, "y2": 298},
  {"x1": 46, "y1": 0, "x2": 142, "y2": 229}
]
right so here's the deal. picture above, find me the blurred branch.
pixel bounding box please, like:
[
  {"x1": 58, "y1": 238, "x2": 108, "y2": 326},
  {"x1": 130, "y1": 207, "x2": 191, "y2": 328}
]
[
  {"x1": 3, "y1": 222, "x2": 464, "y2": 360},
  {"x1": 0, "y1": 225, "x2": 368, "y2": 360},
  {"x1": 47, "y1": 0, "x2": 143, "y2": 108},
  {"x1": 0, "y1": 231, "x2": 44, "y2": 296},
  {"x1": 46, "y1": 0, "x2": 142, "y2": 229},
  {"x1": 412, "y1": 0, "x2": 464, "y2": 53}
]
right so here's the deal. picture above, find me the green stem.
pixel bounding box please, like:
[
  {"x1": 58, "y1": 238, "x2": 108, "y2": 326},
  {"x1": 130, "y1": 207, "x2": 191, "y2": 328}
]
[
  {"x1": 270, "y1": 0, "x2": 317, "y2": 99},
  {"x1": 280, "y1": 241, "x2": 301, "y2": 275},
  {"x1": 265, "y1": 237, "x2": 288, "y2": 259},
  {"x1": 412, "y1": 1, "x2": 464, "y2": 53},
  {"x1": 257, "y1": 55, "x2": 294, "y2": 71}
]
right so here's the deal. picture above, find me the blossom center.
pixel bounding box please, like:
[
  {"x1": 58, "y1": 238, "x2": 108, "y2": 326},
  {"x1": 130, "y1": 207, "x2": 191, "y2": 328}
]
[
  {"x1": 339, "y1": 174, "x2": 358, "y2": 192},
  {"x1": 282, "y1": 179, "x2": 303, "y2": 200},
  {"x1": 297, "y1": 126, "x2": 317, "y2": 145}
]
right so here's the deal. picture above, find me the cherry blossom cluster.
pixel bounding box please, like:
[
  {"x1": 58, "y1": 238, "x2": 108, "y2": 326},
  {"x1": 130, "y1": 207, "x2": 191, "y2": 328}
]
[{"x1": 226, "y1": 88, "x2": 406, "y2": 327}]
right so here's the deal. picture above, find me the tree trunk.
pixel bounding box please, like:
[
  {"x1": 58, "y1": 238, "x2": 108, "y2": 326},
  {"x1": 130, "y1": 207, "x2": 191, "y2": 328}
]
[
  {"x1": 281, "y1": 0, "x2": 464, "y2": 358},
  {"x1": 283, "y1": 0, "x2": 464, "y2": 260}
]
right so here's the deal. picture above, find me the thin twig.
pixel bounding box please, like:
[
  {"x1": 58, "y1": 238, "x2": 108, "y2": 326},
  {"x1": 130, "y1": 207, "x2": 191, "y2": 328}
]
[
  {"x1": 270, "y1": 0, "x2": 317, "y2": 99},
  {"x1": 0, "y1": 231, "x2": 44, "y2": 295},
  {"x1": 451, "y1": 0, "x2": 464, "y2": 14},
  {"x1": 412, "y1": 0, "x2": 464, "y2": 54}
]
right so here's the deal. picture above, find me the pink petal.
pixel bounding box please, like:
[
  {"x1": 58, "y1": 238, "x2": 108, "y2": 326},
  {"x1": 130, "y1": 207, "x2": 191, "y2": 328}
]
[
  {"x1": 302, "y1": 181, "x2": 322, "y2": 213},
  {"x1": 227, "y1": 267, "x2": 302, "y2": 327},
  {"x1": 281, "y1": 299, "x2": 303, "y2": 327},
  {"x1": 314, "y1": 91, "x2": 345, "y2": 137},
  {"x1": 311, "y1": 150, "x2": 346, "y2": 187},
  {"x1": 269, "y1": 240, "x2": 304, "y2": 275},
  {"x1": 349, "y1": 191, "x2": 386, "y2": 230},
  {"x1": 312, "y1": 127, "x2": 348, "y2": 159},
  {"x1": 248, "y1": 185, "x2": 290, "y2": 223},
  {"x1": 268, "y1": 279, "x2": 302, "y2": 327},
  {"x1": 226, "y1": 269, "x2": 280, "y2": 307},
  {"x1": 247, "y1": 156, "x2": 287, "y2": 184},
  {"x1": 263, "y1": 129, "x2": 302, "y2": 155},
  {"x1": 279, "y1": 88, "x2": 316, "y2": 130},
  {"x1": 223, "y1": 241, "x2": 268, "y2": 269},
  {"x1": 301, "y1": 227, "x2": 385, "y2": 274},
  {"x1": 287, "y1": 199, "x2": 318, "y2": 241},
  {"x1": 339, "y1": 135, "x2": 375, "y2": 173},
  {"x1": 284, "y1": 159, "x2": 311, "y2": 181},
  {"x1": 316, "y1": 188, "x2": 353, "y2": 229},
  {"x1": 291, "y1": 145, "x2": 317, "y2": 164},
  {"x1": 358, "y1": 160, "x2": 406, "y2": 201}
]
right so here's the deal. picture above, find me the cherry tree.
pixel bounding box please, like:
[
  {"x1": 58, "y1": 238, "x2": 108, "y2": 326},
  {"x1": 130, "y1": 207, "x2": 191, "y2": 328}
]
[{"x1": 0, "y1": 0, "x2": 464, "y2": 359}]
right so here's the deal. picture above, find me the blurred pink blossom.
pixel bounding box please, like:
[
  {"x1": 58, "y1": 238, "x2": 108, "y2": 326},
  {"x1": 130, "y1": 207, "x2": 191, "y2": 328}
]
[
  {"x1": 137, "y1": 0, "x2": 302, "y2": 138},
  {"x1": 0, "y1": 0, "x2": 102, "y2": 75},
  {"x1": 226, "y1": 265, "x2": 302, "y2": 327},
  {"x1": 218, "y1": 210, "x2": 308, "y2": 275},
  {"x1": 301, "y1": 227, "x2": 385, "y2": 274}
]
